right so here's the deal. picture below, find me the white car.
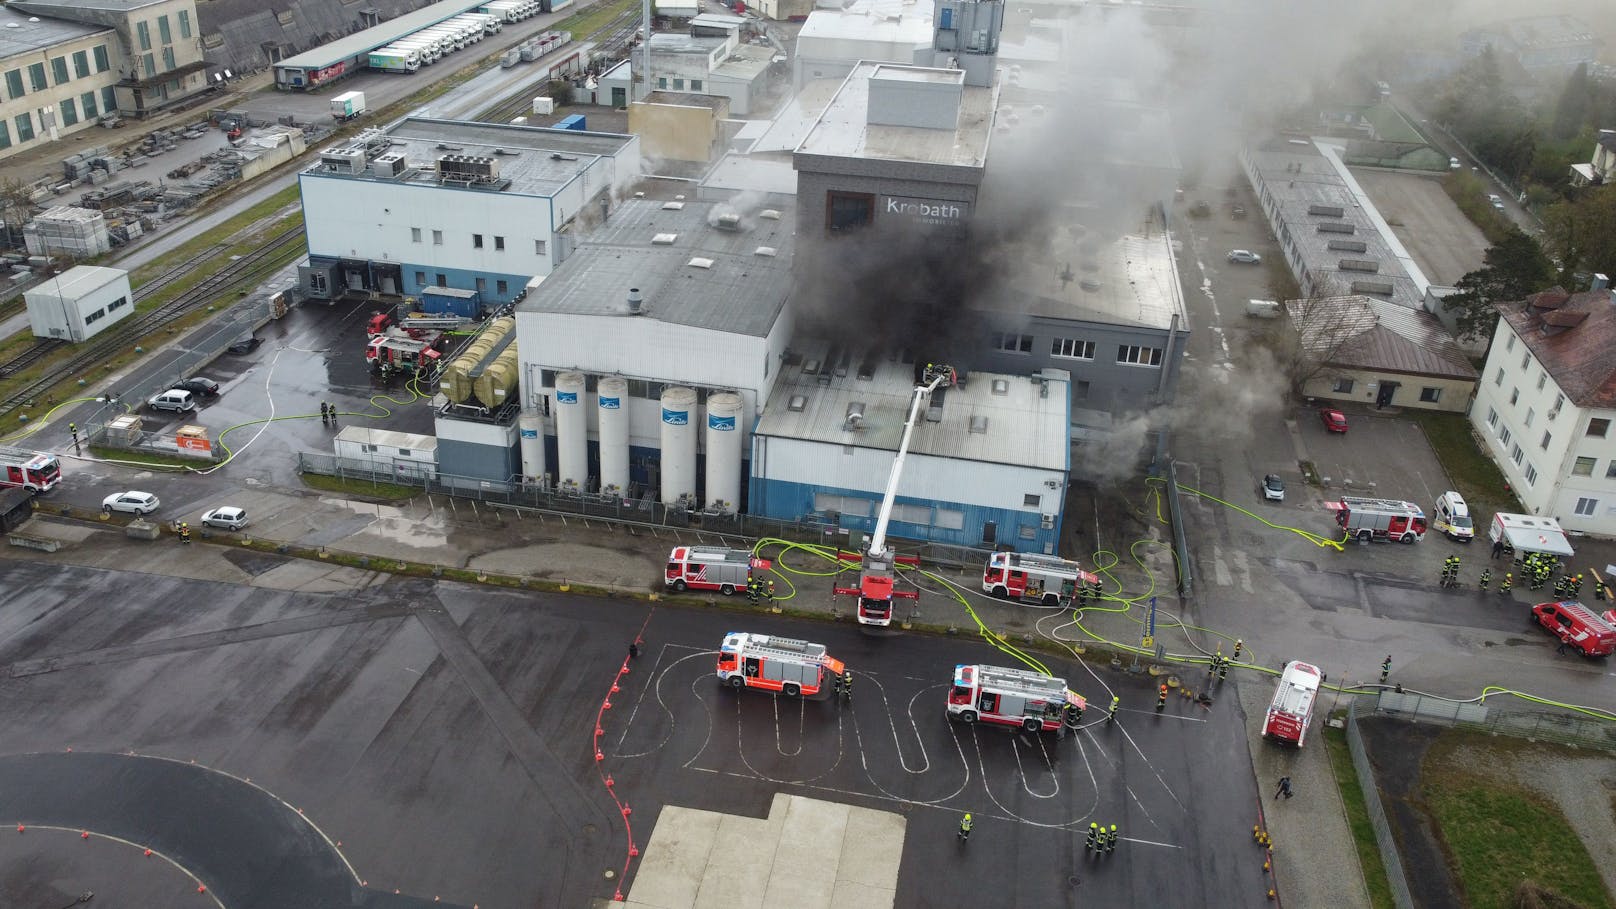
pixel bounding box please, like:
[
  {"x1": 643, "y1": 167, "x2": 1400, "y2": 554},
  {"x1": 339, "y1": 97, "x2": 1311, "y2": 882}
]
[
  {"x1": 200, "y1": 506, "x2": 248, "y2": 531},
  {"x1": 102, "y1": 491, "x2": 160, "y2": 515},
  {"x1": 1227, "y1": 249, "x2": 1262, "y2": 264},
  {"x1": 1261, "y1": 474, "x2": 1286, "y2": 502}
]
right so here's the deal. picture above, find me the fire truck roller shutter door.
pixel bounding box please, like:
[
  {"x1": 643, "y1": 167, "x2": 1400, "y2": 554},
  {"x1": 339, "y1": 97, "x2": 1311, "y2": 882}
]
[{"x1": 1000, "y1": 695, "x2": 1027, "y2": 717}]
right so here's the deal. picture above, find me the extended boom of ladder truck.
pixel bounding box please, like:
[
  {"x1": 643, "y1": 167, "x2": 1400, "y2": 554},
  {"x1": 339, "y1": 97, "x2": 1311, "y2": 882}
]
[{"x1": 835, "y1": 363, "x2": 956, "y2": 626}]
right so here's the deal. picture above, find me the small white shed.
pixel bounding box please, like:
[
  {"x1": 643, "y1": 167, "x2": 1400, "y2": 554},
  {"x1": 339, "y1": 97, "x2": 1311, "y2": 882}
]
[
  {"x1": 334, "y1": 425, "x2": 439, "y2": 479},
  {"x1": 24, "y1": 266, "x2": 134, "y2": 342}
]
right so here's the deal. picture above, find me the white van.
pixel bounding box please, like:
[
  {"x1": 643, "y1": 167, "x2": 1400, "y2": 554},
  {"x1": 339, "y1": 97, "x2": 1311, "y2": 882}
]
[
  {"x1": 148, "y1": 389, "x2": 197, "y2": 413},
  {"x1": 1433, "y1": 491, "x2": 1473, "y2": 541}
]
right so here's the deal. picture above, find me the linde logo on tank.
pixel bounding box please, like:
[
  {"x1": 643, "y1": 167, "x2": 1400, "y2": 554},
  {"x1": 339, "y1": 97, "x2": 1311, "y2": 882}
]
[
  {"x1": 881, "y1": 195, "x2": 969, "y2": 229},
  {"x1": 556, "y1": 390, "x2": 578, "y2": 403},
  {"x1": 662, "y1": 409, "x2": 689, "y2": 425},
  {"x1": 599, "y1": 396, "x2": 621, "y2": 409},
  {"x1": 709, "y1": 414, "x2": 736, "y2": 431}
]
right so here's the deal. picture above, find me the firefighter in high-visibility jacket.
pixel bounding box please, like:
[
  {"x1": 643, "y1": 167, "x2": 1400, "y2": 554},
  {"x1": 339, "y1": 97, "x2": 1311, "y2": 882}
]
[{"x1": 1085, "y1": 822, "x2": 1100, "y2": 852}]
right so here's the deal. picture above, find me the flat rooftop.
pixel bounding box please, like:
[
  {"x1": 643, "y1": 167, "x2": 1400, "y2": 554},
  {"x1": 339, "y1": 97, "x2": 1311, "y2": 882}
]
[
  {"x1": 796, "y1": 61, "x2": 997, "y2": 169},
  {"x1": 796, "y1": 0, "x2": 932, "y2": 45},
  {"x1": 0, "y1": 5, "x2": 108, "y2": 56},
  {"x1": 300, "y1": 118, "x2": 635, "y2": 198},
  {"x1": 978, "y1": 209, "x2": 1187, "y2": 331},
  {"x1": 273, "y1": 0, "x2": 488, "y2": 69},
  {"x1": 755, "y1": 354, "x2": 1068, "y2": 471},
  {"x1": 515, "y1": 197, "x2": 794, "y2": 338},
  {"x1": 26, "y1": 265, "x2": 127, "y2": 298}
]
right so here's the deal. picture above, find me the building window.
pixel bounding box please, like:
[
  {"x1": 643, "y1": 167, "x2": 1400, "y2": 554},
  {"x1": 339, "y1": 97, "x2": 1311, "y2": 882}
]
[
  {"x1": 1023, "y1": 493, "x2": 1040, "y2": 508},
  {"x1": 101, "y1": 87, "x2": 115, "y2": 114},
  {"x1": 51, "y1": 56, "x2": 69, "y2": 85},
  {"x1": 409, "y1": 271, "x2": 423, "y2": 286},
  {"x1": 672, "y1": 78, "x2": 684, "y2": 89},
  {"x1": 106, "y1": 296, "x2": 127, "y2": 311},
  {"x1": 657, "y1": 77, "x2": 668, "y2": 89},
  {"x1": 994, "y1": 332, "x2": 1033, "y2": 353},
  {"x1": 4, "y1": 69, "x2": 22, "y2": 99},
  {"x1": 411, "y1": 227, "x2": 421, "y2": 243},
  {"x1": 1525, "y1": 408, "x2": 1535, "y2": 428},
  {"x1": 1074, "y1": 380, "x2": 1090, "y2": 400},
  {"x1": 93, "y1": 45, "x2": 110, "y2": 73},
  {"x1": 1588, "y1": 418, "x2": 1610, "y2": 438},
  {"x1": 1510, "y1": 444, "x2": 1523, "y2": 465},
  {"x1": 691, "y1": 79, "x2": 703, "y2": 91},
  {"x1": 1051, "y1": 338, "x2": 1094, "y2": 360},
  {"x1": 935, "y1": 508, "x2": 964, "y2": 530},
  {"x1": 1606, "y1": 462, "x2": 1616, "y2": 479},
  {"x1": 435, "y1": 273, "x2": 446, "y2": 285},
  {"x1": 826, "y1": 191, "x2": 875, "y2": 232},
  {"x1": 158, "y1": 15, "x2": 171, "y2": 44},
  {"x1": 1493, "y1": 368, "x2": 1503, "y2": 386},
  {"x1": 1486, "y1": 407, "x2": 1498, "y2": 427},
  {"x1": 1540, "y1": 430, "x2": 1551, "y2": 450},
  {"x1": 1574, "y1": 496, "x2": 1596, "y2": 516},
  {"x1": 1550, "y1": 393, "x2": 1564, "y2": 418},
  {"x1": 1017, "y1": 525, "x2": 1037, "y2": 540},
  {"x1": 81, "y1": 91, "x2": 97, "y2": 119},
  {"x1": 1117, "y1": 344, "x2": 1164, "y2": 366},
  {"x1": 14, "y1": 113, "x2": 33, "y2": 143},
  {"x1": 1524, "y1": 465, "x2": 1538, "y2": 486},
  {"x1": 496, "y1": 280, "x2": 508, "y2": 295},
  {"x1": 85, "y1": 308, "x2": 105, "y2": 325},
  {"x1": 1506, "y1": 334, "x2": 1515, "y2": 352},
  {"x1": 432, "y1": 230, "x2": 443, "y2": 245},
  {"x1": 1573, "y1": 456, "x2": 1596, "y2": 477},
  {"x1": 142, "y1": 54, "x2": 155, "y2": 77},
  {"x1": 1419, "y1": 387, "x2": 1441, "y2": 403},
  {"x1": 473, "y1": 233, "x2": 484, "y2": 248},
  {"x1": 476, "y1": 277, "x2": 488, "y2": 293},
  {"x1": 1499, "y1": 427, "x2": 1511, "y2": 447},
  {"x1": 0, "y1": 122, "x2": 9, "y2": 150},
  {"x1": 161, "y1": 47, "x2": 176, "y2": 73},
  {"x1": 28, "y1": 63, "x2": 47, "y2": 92},
  {"x1": 1509, "y1": 388, "x2": 1519, "y2": 406},
  {"x1": 494, "y1": 235, "x2": 505, "y2": 251},
  {"x1": 1333, "y1": 377, "x2": 1355, "y2": 394},
  {"x1": 1536, "y1": 371, "x2": 1546, "y2": 391},
  {"x1": 60, "y1": 98, "x2": 77, "y2": 126},
  {"x1": 137, "y1": 21, "x2": 151, "y2": 50},
  {"x1": 179, "y1": 10, "x2": 192, "y2": 38},
  {"x1": 534, "y1": 239, "x2": 547, "y2": 255}
]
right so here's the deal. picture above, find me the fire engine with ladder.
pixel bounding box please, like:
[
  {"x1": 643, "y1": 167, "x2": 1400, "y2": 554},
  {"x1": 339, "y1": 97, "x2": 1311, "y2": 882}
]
[
  {"x1": 366, "y1": 328, "x2": 445, "y2": 377},
  {"x1": 947, "y1": 663, "x2": 1085, "y2": 733},
  {"x1": 1261, "y1": 660, "x2": 1322, "y2": 747},
  {"x1": 1326, "y1": 496, "x2": 1427, "y2": 544},
  {"x1": 833, "y1": 364, "x2": 955, "y2": 626},
  {"x1": 983, "y1": 551, "x2": 1098, "y2": 606},
  {"x1": 716, "y1": 632, "x2": 845, "y2": 697},
  {"x1": 0, "y1": 446, "x2": 62, "y2": 494}
]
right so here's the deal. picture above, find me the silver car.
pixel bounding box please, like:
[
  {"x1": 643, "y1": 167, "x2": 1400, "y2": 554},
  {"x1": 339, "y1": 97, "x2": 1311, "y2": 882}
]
[
  {"x1": 1261, "y1": 474, "x2": 1285, "y2": 502},
  {"x1": 1227, "y1": 249, "x2": 1262, "y2": 264},
  {"x1": 103, "y1": 491, "x2": 160, "y2": 514},
  {"x1": 200, "y1": 506, "x2": 248, "y2": 530}
]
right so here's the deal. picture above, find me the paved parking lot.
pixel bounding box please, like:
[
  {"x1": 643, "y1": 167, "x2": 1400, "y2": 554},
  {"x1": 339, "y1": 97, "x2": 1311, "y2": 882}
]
[{"x1": 1350, "y1": 168, "x2": 1487, "y2": 286}]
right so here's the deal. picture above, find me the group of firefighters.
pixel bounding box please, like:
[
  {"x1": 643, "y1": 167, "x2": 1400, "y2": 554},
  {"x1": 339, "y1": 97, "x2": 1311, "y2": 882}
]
[
  {"x1": 953, "y1": 815, "x2": 1122, "y2": 857},
  {"x1": 1438, "y1": 550, "x2": 1607, "y2": 599},
  {"x1": 746, "y1": 577, "x2": 777, "y2": 604},
  {"x1": 319, "y1": 402, "x2": 341, "y2": 427},
  {"x1": 1074, "y1": 578, "x2": 1106, "y2": 608}
]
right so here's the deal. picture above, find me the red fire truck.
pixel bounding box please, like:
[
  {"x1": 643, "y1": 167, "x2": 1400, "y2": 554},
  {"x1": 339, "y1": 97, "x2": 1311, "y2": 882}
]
[
  {"x1": 947, "y1": 663, "x2": 1085, "y2": 733},
  {"x1": 0, "y1": 446, "x2": 62, "y2": 494},
  {"x1": 983, "y1": 552, "x2": 1098, "y2": 606},
  {"x1": 716, "y1": 632, "x2": 844, "y2": 697},
  {"x1": 1262, "y1": 660, "x2": 1322, "y2": 747},
  {"x1": 1327, "y1": 496, "x2": 1427, "y2": 543},
  {"x1": 366, "y1": 332, "x2": 444, "y2": 375},
  {"x1": 666, "y1": 546, "x2": 770, "y2": 595}
]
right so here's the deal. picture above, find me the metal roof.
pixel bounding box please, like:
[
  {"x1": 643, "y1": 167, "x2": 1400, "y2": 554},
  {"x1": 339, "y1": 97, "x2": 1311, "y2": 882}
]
[
  {"x1": 515, "y1": 197, "x2": 795, "y2": 338},
  {"x1": 14, "y1": 0, "x2": 168, "y2": 11},
  {"x1": 300, "y1": 117, "x2": 635, "y2": 199},
  {"x1": 1286, "y1": 295, "x2": 1476, "y2": 380},
  {"x1": 796, "y1": 60, "x2": 997, "y2": 169},
  {"x1": 1501, "y1": 288, "x2": 1616, "y2": 409},
  {"x1": 25, "y1": 265, "x2": 127, "y2": 300},
  {"x1": 273, "y1": 0, "x2": 489, "y2": 69},
  {"x1": 0, "y1": 5, "x2": 108, "y2": 56},
  {"x1": 754, "y1": 355, "x2": 1069, "y2": 471}
]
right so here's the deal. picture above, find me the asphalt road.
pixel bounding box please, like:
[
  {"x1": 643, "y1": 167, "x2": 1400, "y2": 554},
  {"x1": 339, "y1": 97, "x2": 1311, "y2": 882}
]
[{"x1": 0, "y1": 557, "x2": 1269, "y2": 907}]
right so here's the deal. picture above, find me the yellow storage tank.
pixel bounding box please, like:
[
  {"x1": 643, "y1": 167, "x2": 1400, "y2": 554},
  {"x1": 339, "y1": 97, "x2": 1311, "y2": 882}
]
[{"x1": 440, "y1": 317, "x2": 512, "y2": 404}]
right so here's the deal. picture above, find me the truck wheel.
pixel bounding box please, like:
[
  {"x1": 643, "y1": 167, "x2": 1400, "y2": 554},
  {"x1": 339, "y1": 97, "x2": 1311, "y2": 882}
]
[
  {"x1": 783, "y1": 683, "x2": 800, "y2": 697},
  {"x1": 1400, "y1": 533, "x2": 1416, "y2": 544},
  {"x1": 1042, "y1": 593, "x2": 1060, "y2": 606},
  {"x1": 672, "y1": 579, "x2": 687, "y2": 592},
  {"x1": 1022, "y1": 717, "x2": 1041, "y2": 733},
  {"x1": 1357, "y1": 530, "x2": 1372, "y2": 543},
  {"x1": 728, "y1": 675, "x2": 744, "y2": 689},
  {"x1": 959, "y1": 710, "x2": 977, "y2": 724},
  {"x1": 992, "y1": 585, "x2": 1009, "y2": 599},
  {"x1": 721, "y1": 584, "x2": 735, "y2": 596}
]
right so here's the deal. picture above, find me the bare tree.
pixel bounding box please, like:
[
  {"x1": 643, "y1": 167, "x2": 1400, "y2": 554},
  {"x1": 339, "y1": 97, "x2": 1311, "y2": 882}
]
[{"x1": 1282, "y1": 288, "x2": 1374, "y2": 395}]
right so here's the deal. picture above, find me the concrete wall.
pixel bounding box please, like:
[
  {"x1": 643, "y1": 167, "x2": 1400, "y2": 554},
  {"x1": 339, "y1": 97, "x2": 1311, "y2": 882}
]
[
  {"x1": 1301, "y1": 368, "x2": 1472, "y2": 413},
  {"x1": 628, "y1": 97, "x2": 727, "y2": 164},
  {"x1": 794, "y1": 167, "x2": 980, "y2": 239},
  {"x1": 971, "y1": 312, "x2": 1186, "y2": 415},
  {"x1": 0, "y1": 31, "x2": 121, "y2": 162},
  {"x1": 434, "y1": 415, "x2": 519, "y2": 482}
]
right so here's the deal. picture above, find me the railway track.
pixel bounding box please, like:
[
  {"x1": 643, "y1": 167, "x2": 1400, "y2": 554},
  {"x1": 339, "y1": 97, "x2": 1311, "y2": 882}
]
[
  {"x1": 0, "y1": 228, "x2": 305, "y2": 417},
  {"x1": 0, "y1": 244, "x2": 229, "y2": 380},
  {"x1": 477, "y1": 6, "x2": 639, "y2": 125}
]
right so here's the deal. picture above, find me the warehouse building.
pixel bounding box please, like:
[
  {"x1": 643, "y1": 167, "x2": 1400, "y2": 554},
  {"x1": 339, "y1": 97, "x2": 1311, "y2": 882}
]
[
  {"x1": 0, "y1": 6, "x2": 121, "y2": 161},
  {"x1": 751, "y1": 358, "x2": 1070, "y2": 552},
  {"x1": 24, "y1": 265, "x2": 133, "y2": 342},
  {"x1": 511, "y1": 195, "x2": 795, "y2": 510},
  {"x1": 297, "y1": 117, "x2": 640, "y2": 305},
  {"x1": 13, "y1": 0, "x2": 211, "y2": 118}
]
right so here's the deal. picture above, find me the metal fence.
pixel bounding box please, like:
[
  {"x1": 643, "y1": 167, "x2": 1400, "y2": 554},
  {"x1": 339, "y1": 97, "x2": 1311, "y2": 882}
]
[
  {"x1": 1344, "y1": 698, "x2": 1417, "y2": 909},
  {"x1": 295, "y1": 451, "x2": 1006, "y2": 572},
  {"x1": 1370, "y1": 689, "x2": 1616, "y2": 752}
]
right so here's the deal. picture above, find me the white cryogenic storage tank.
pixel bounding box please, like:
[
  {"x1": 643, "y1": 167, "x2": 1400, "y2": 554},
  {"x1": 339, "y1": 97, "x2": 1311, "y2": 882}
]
[
  {"x1": 555, "y1": 372, "x2": 588, "y2": 492},
  {"x1": 598, "y1": 376, "x2": 629, "y2": 496},
  {"x1": 660, "y1": 386, "x2": 697, "y2": 506},
  {"x1": 519, "y1": 412, "x2": 547, "y2": 485},
  {"x1": 705, "y1": 392, "x2": 743, "y2": 513}
]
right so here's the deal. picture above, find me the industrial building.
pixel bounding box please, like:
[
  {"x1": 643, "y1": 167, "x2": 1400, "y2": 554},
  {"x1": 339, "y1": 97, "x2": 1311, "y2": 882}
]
[
  {"x1": 24, "y1": 265, "x2": 132, "y2": 342},
  {"x1": 509, "y1": 195, "x2": 795, "y2": 509},
  {"x1": 791, "y1": 0, "x2": 933, "y2": 88},
  {"x1": 297, "y1": 117, "x2": 640, "y2": 305},
  {"x1": 12, "y1": 0, "x2": 211, "y2": 118},
  {"x1": 0, "y1": 6, "x2": 122, "y2": 162},
  {"x1": 1285, "y1": 294, "x2": 1476, "y2": 412},
  {"x1": 595, "y1": 16, "x2": 775, "y2": 114},
  {"x1": 751, "y1": 357, "x2": 1071, "y2": 552},
  {"x1": 269, "y1": 0, "x2": 518, "y2": 90},
  {"x1": 1241, "y1": 136, "x2": 1429, "y2": 310}
]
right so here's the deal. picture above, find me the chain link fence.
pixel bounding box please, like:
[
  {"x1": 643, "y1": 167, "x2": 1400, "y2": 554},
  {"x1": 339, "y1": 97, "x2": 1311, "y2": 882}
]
[
  {"x1": 1344, "y1": 698, "x2": 1417, "y2": 909},
  {"x1": 1370, "y1": 688, "x2": 1616, "y2": 752},
  {"x1": 295, "y1": 451, "x2": 1006, "y2": 572}
]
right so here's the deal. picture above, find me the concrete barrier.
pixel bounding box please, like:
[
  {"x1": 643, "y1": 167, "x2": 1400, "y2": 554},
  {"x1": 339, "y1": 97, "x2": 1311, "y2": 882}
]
[
  {"x1": 125, "y1": 520, "x2": 162, "y2": 541},
  {"x1": 7, "y1": 534, "x2": 62, "y2": 552}
]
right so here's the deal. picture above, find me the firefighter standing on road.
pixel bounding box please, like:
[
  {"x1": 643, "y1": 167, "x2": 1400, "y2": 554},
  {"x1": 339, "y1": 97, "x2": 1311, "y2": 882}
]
[
  {"x1": 957, "y1": 813, "x2": 973, "y2": 843},
  {"x1": 1155, "y1": 683, "x2": 1167, "y2": 712},
  {"x1": 841, "y1": 669, "x2": 852, "y2": 701},
  {"x1": 1478, "y1": 568, "x2": 1491, "y2": 591},
  {"x1": 178, "y1": 522, "x2": 191, "y2": 544},
  {"x1": 1106, "y1": 824, "x2": 1118, "y2": 855},
  {"x1": 1108, "y1": 695, "x2": 1120, "y2": 723},
  {"x1": 766, "y1": 579, "x2": 777, "y2": 601},
  {"x1": 1086, "y1": 822, "x2": 1100, "y2": 853},
  {"x1": 1500, "y1": 572, "x2": 1513, "y2": 594}
]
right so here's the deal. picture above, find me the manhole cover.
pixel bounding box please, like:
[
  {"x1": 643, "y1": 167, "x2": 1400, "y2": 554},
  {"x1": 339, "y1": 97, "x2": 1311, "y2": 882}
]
[{"x1": 1068, "y1": 876, "x2": 1082, "y2": 887}]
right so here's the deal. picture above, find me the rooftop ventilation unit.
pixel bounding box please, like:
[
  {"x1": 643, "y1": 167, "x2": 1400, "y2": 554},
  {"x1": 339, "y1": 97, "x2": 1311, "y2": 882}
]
[
  {"x1": 754, "y1": 246, "x2": 777, "y2": 257},
  {"x1": 627, "y1": 287, "x2": 643, "y2": 313},
  {"x1": 843, "y1": 402, "x2": 865, "y2": 431},
  {"x1": 969, "y1": 415, "x2": 988, "y2": 434},
  {"x1": 1316, "y1": 222, "x2": 1355, "y2": 234},
  {"x1": 1339, "y1": 258, "x2": 1380, "y2": 273},
  {"x1": 549, "y1": 152, "x2": 578, "y2": 161},
  {"x1": 802, "y1": 358, "x2": 821, "y2": 375},
  {"x1": 714, "y1": 213, "x2": 741, "y2": 231},
  {"x1": 319, "y1": 147, "x2": 366, "y2": 174},
  {"x1": 663, "y1": 201, "x2": 685, "y2": 210},
  {"x1": 687, "y1": 257, "x2": 714, "y2": 269},
  {"x1": 1350, "y1": 279, "x2": 1395, "y2": 296},
  {"x1": 760, "y1": 209, "x2": 781, "y2": 220},
  {"x1": 651, "y1": 232, "x2": 678, "y2": 245},
  {"x1": 991, "y1": 378, "x2": 1009, "y2": 395},
  {"x1": 788, "y1": 394, "x2": 807, "y2": 412},
  {"x1": 1327, "y1": 239, "x2": 1369, "y2": 253},
  {"x1": 370, "y1": 152, "x2": 408, "y2": 177},
  {"x1": 436, "y1": 154, "x2": 500, "y2": 183},
  {"x1": 1308, "y1": 204, "x2": 1345, "y2": 217}
]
